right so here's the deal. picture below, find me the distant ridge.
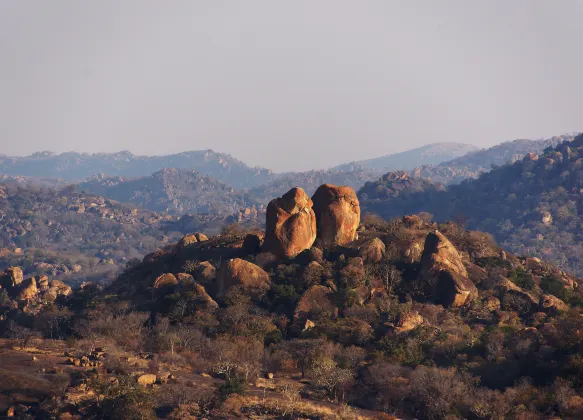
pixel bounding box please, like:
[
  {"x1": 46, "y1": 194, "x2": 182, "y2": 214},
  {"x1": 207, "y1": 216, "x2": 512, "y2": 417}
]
[{"x1": 332, "y1": 142, "x2": 479, "y2": 172}]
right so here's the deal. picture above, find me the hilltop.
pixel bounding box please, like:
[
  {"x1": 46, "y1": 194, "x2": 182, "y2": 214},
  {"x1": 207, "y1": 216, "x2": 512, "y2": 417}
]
[
  {"x1": 411, "y1": 134, "x2": 576, "y2": 185},
  {"x1": 0, "y1": 183, "x2": 184, "y2": 286},
  {"x1": 359, "y1": 133, "x2": 583, "y2": 276},
  {"x1": 0, "y1": 150, "x2": 275, "y2": 189},
  {"x1": 2, "y1": 183, "x2": 583, "y2": 418},
  {"x1": 333, "y1": 142, "x2": 479, "y2": 173},
  {"x1": 79, "y1": 168, "x2": 260, "y2": 216}
]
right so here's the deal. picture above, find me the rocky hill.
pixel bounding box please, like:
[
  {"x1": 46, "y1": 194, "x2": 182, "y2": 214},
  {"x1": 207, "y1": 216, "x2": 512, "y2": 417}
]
[
  {"x1": 0, "y1": 150, "x2": 275, "y2": 189},
  {"x1": 0, "y1": 183, "x2": 185, "y2": 285},
  {"x1": 2, "y1": 184, "x2": 583, "y2": 419},
  {"x1": 411, "y1": 134, "x2": 577, "y2": 185},
  {"x1": 359, "y1": 133, "x2": 583, "y2": 276},
  {"x1": 79, "y1": 168, "x2": 260, "y2": 216},
  {"x1": 333, "y1": 142, "x2": 479, "y2": 173}
]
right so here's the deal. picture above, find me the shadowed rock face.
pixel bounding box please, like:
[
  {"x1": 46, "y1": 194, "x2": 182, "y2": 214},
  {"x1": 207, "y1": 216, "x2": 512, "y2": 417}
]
[
  {"x1": 418, "y1": 230, "x2": 478, "y2": 307},
  {"x1": 263, "y1": 187, "x2": 317, "y2": 258},
  {"x1": 312, "y1": 184, "x2": 360, "y2": 248}
]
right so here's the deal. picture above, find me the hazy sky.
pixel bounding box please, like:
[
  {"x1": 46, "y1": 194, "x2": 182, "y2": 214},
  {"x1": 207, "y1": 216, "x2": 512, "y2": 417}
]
[{"x1": 0, "y1": 1, "x2": 581, "y2": 171}]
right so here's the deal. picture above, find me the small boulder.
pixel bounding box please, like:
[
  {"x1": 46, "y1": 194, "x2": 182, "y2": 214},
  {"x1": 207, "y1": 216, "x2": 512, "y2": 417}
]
[
  {"x1": 194, "y1": 261, "x2": 216, "y2": 284},
  {"x1": 263, "y1": 187, "x2": 317, "y2": 258},
  {"x1": 395, "y1": 311, "x2": 424, "y2": 333},
  {"x1": 216, "y1": 258, "x2": 270, "y2": 298},
  {"x1": 137, "y1": 374, "x2": 157, "y2": 386},
  {"x1": 312, "y1": 184, "x2": 360, "y2": 248},
  {"x1": 357, "y1": 237, "x2": 386, "y2": 263},
  {"x1": 178, "y1": 232, "x2": 209, "y2": 248},
  {"x1": 153, "y1": 273, "x2": 179, "y2": 289}
]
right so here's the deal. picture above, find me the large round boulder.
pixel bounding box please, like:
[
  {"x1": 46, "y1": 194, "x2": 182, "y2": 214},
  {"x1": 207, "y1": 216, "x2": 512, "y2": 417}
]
[
  {"x1": 216, "y1": 258, "x2": 271, "y2": 298},
  {"x1": 263, "y1": 187, "x2": 317, "y2": 259},
  {"x1": 312, "y1": 184, "x2": 360, "y2": 248}
]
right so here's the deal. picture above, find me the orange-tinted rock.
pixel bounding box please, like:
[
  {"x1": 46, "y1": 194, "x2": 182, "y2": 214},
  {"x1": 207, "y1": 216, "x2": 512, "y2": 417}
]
[
  {"x1": 49, "y1": 280, "x2": 72, "y2": 297},
  {"x1": 263, "y1": 187, "x2": 317, "y2": 258},
  {"x1": 312, "y1": 184, "x2": 360, "y2": 247},
  {"x1": 540, "y1": 294, "x2": 568, "y2": 314},
  {"x1": 216, "y1": 258, "x2": 270, "y2": 298},
  {"x1": 153, "y1": 273, "x2": 179, "y2": 289},
  {"x1": 395, "y1": 311, "x2": 424, "y2": 333},
  {"x1": 418, "y1": 230, "x2": 477, "y2": 307},
  {"x1": 178, "y1": 232, "x2": 209, "y2": 249},
  {"x1": 18, "y1": 278, "x2": 38, "y2": 301},
  {"x1": 194, "y1": 261, "x2": 216, "y2": 284},
  {"x1": 191, "y1": 284, "x2": 219, "y2": 311},
  {"x1": 358, "y1": 237, "x2": 386, "y2": 263},
  {"x1": 2, "y1": 267, "x2": 24, "y2": 288}
]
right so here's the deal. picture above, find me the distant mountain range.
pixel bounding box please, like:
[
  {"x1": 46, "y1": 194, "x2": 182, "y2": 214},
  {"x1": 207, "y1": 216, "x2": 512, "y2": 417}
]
[
  {"x1": 332, "y1": 142, "x2": 479, "y2": 172},
  {"x1": 0, "y1": 150, "x2": 274, "y2": 189},
  {"x1": 0, "y1": 142, "x2": 479, "y2": 190}
]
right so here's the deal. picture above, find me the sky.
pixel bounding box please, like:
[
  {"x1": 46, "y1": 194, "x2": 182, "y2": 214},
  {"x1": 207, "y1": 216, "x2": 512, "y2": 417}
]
[{"x1": 0, "y1": 1, "x2": 581, "y2": 171}]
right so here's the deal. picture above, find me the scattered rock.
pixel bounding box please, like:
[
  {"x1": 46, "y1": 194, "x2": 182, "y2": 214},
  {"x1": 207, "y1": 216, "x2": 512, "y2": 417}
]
[
  {"x1": 263, "y1": 187, "x2": 317, "y2": 258},
  {"x1": 137, "y1": 374, "x2": 157, "y2": 386},
  {"x1": 312, "y1": 184, "x2": 360, "y2": 247}
]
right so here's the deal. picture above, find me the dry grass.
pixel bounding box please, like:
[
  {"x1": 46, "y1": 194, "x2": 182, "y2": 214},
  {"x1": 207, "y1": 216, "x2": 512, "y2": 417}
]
[{"x1": 237, "y1": 394, "x2": 378, "y2": 419}]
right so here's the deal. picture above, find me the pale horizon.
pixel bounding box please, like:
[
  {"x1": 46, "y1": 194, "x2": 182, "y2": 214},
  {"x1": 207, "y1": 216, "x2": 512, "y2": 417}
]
[{"x1": 1, "y1": 1, "x2": 581, "y2": 171}]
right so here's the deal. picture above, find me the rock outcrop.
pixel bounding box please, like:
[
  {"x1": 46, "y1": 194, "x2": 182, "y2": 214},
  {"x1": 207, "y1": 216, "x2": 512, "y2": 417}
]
[
  {"x1": 418, "y1": 230, "x2": 478, "y2": 307},
  {"x1": 312, "y1": 184, "x2": 360, "y2": 247},
  {"x1": 216, "y1": 258, "x2": 270, "y2": 298},
  {"x1": 263, "y1": 187, "x2": 317, "y2": 258}
]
